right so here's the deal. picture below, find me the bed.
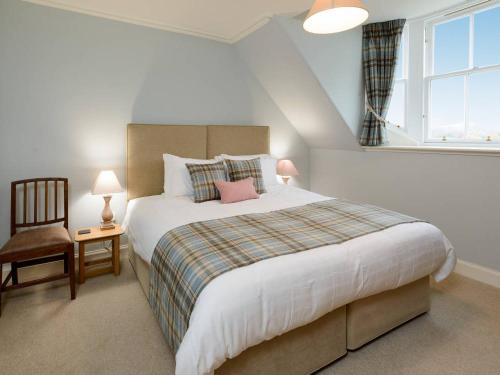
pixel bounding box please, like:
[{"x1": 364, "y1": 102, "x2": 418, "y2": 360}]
[{"x1": 124, "y1": 124, "x2": 456, "y2": 375}]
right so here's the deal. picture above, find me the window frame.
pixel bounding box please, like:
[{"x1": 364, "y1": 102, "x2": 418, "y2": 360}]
[{"x1": 423, "y1": 1, "x2": 500, "y2": 145}]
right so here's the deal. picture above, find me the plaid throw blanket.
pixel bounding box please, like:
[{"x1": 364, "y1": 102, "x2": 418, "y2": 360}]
[{"x1": 149, "y1": 199, "x2": 420, "y2": 352}]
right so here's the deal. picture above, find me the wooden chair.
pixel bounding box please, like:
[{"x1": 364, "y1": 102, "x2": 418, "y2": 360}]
[{"x1": 0, "y1": 178, "x2": 76, "y2": 316}]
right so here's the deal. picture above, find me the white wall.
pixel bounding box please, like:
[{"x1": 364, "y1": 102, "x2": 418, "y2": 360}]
[
  {"x1": 311, "y1": 149, "x2": 500, "y2": 272},
  {"x1": 0, "y1": 0, "x2": 309, "y2": 247}
]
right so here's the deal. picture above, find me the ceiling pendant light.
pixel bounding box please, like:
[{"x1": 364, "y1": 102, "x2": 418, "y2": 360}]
[{"x1": 303, "y1": 0, "x2": 369, "y2": 34}]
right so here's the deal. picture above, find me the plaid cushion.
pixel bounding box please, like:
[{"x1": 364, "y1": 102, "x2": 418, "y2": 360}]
[
  {"x1": 225, "y1": 158, "x2": 266, "y2": 194},
  {"x1": 186, "y1": 161, "x2": 227, "y2": 203}
]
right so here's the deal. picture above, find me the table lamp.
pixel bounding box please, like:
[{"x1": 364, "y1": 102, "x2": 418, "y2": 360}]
[
  {"x1": 277, "y1": 160, "x2": 299, "y2": 185},
  {"x1": 92, "y1": 170, "x2": 122, "y2": 230}
]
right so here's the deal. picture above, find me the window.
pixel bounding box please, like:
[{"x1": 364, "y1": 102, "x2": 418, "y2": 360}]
[
  {"x1": 424, "y1": 3, "x2": 500, "y2": 144},
  {"x1": 386, "y1": 28, "x2": 407, "y2": 129}
]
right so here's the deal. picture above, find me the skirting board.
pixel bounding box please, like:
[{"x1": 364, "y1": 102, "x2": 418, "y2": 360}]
[{"x1": 454, "y1": 259, "x2": 500, "y2": 289}]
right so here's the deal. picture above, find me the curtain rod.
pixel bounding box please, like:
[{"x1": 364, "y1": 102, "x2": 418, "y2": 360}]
[
  {"x1": 408, "y1": 0, "x2": 495, "y2": 22},
  {"x1": 444, "y1": 0, "x2": 492, "y2": 16}
]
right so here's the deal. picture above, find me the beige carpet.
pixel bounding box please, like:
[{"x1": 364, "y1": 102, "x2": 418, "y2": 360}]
[{"x1": 0, "y1": 256, "x2": 499, "y2": 375}]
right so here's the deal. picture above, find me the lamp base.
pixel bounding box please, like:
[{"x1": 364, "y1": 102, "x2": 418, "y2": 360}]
[
  {"x1": 282, "y1": 177, "x2": 290, "y2": 185},
  {"x1": 100, "y1": 195, "x2": 115, "y2": 230}
]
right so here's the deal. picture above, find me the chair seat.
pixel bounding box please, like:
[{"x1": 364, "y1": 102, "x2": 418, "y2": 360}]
[{"x1": 0, "y1": 227, "x2": 72, "y2": 261}]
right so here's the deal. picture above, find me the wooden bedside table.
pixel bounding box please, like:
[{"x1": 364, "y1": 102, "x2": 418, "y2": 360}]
[{"x1": 74, "y1": 225, "x2": 124, "y2": 284}]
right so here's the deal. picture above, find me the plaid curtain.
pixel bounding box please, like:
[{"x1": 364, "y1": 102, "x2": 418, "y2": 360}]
[{"x1": 360, "y1": 19, "x2": 406, "y2": 146}]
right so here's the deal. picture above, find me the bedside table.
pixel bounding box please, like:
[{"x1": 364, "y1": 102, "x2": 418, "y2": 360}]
[{"x1": 74, "y1": 225, "x2": 124, "y2": 284}]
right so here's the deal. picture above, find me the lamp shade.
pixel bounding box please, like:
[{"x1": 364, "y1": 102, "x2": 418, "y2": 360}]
[
  {"x1": 277, "y1": 160, "x2": 299, "y2": 177},
  {"x1": 304, "y1": 0, "x2": 369, "y2": 34},
  {"x1": 92, "y1": 170, "x2": 122, "y2": 195}
]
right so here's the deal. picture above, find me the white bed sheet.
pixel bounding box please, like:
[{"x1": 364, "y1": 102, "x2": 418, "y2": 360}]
[{"x1": 123, "y1": 185, "x2": 456, "y2": 375}]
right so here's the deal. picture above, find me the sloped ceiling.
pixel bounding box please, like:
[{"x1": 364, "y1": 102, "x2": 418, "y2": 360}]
[
  {"x1": 24, "y1": 0, "x2": 468, "y2": 43},
  {"x1": 235, "y1": 0, "x2": 465, "y2": 149},
  {"x1": 236, "y1": 20, "x2": 361, "y2": 150}
]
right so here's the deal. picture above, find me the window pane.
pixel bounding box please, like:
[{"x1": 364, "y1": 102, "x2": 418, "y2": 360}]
[
  {"x1": 386, "y1": 81, "x2": 405, "y2": 127},
  {"x1": 429, "y1": 76, "x2": 465, "y2": 139},
  {"x1": 434, "y1": 17, "x2": 469, "y2": 74},
  {"x1": 394, "y1": 34, "x2": 404, "y2": 80},
  {"x1": 474, "y1": 5, "x2": 500, "y2": 67},
  {"x1": 469, "y1": 69, "x2": 500, "y2": 141}
]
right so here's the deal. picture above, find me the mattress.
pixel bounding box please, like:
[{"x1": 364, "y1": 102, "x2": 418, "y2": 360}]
[{"x1": 123, "y1": 185, "x2": 456, "y2": 375}]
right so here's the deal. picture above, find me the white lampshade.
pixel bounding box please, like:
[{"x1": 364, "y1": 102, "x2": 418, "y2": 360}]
[
  {"x1": 92, "y1": 170, "x2": 123, "y2": 195},
  {"x1": 304, "y1": 0, "x2": 369, "y2": 34},
  {"x1": 277, "y1": 160, "x2": 299, "y2": 178}
]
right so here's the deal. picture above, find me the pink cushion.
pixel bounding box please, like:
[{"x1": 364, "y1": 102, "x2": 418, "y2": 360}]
[{"x1": 214, "y1": 177, "x2": 259, "y2": 204}]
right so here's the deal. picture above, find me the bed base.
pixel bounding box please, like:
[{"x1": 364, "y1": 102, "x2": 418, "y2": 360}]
[
  {"x1": 128, "y1": 244, "x2": 429, "y2": 374},
  {"x1": 347, "y1": 277, "x2": 430, "y2": 350}
]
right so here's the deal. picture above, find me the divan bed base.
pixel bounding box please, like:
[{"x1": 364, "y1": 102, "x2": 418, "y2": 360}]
[
  {"x1": 128, "y1": 244, "x2": 429, "y2": 374},
  {"x1": 347, "y1": 277, "x2": 430, "y2": 350}
]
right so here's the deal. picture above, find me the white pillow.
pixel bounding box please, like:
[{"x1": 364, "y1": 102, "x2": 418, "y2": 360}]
[
  {"x1": 163, "y1": 154, "x2": 218, "y2": 197},
  {"x1": 216, "y1": 154, "x2": 279, "y2": 188}
]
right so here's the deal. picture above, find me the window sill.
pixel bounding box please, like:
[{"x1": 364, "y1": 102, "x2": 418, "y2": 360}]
[{"x1": 362, "y1": 145, "x2": 500, "y2": 157}]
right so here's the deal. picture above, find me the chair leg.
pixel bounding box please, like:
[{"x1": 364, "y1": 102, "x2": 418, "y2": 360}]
[
  {"x1": 0, "y1": 263, "x2": 3, "y2": 317},
  {"x1": 67, "y1": 246, "x2": 76, "y2": 300},
  {"x1": 11, "y1": 262, "x2": 18, "y2": 285},
  {"x1": 64, "y1": 253, "x2": 68, "y2": 274}
]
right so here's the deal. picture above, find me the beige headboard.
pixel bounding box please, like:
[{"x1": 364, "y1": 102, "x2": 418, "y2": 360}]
[{"x1": 127, "y1": 124, "x2": 270, "y2": 200}]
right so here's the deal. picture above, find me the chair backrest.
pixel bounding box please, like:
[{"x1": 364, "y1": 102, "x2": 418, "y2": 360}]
[{"x1": 11, "y1": 178, "x2": 68, "y2": 236}]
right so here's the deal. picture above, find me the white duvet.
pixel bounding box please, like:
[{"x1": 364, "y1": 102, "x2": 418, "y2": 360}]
[{"x1": 123, "y1": 185, "x2": 456, "y2": 375}]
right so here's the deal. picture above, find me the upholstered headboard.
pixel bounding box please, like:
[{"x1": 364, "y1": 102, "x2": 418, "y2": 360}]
[{"x1": 127, "y1": 124, "x2": 270, "y2": 200}]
